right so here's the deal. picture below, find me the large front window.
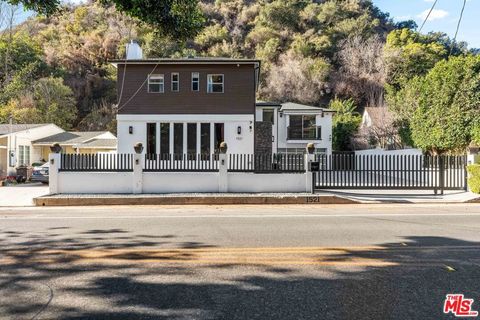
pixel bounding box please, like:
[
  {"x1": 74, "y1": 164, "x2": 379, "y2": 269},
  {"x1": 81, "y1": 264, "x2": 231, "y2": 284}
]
[
  {"x1": 207, "y1": 74, "x2": 224, "y2": 93},
  {"x1": 146, "y1": 123, "x2": 156, "y2": 157},
  {"x1": 160, "y1": 123, "x2": 170, "y2": 158},
  {"x1": 288, "y1": 115, "x2": 321, "y2": 140}
]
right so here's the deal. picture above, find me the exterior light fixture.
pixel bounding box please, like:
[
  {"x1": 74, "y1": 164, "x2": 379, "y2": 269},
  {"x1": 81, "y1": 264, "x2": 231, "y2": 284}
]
[
  {"x1": 129, "y1": 126, "x2": 133, "y2": 134},
  {"x1": 237, "y1": 126, "x2": 242, "y2": 135}
]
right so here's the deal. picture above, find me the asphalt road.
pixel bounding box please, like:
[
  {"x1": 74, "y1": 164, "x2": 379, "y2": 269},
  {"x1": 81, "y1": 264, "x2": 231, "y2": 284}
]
[{"x1": 1, "y1": 204, "x2": 480, "y2": 320}]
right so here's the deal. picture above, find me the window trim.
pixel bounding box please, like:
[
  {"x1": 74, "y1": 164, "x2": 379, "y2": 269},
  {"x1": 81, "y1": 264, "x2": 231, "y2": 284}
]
[
  {"x1": 171, "y1": 72, "x2": 179, "y2": 92},
  {"x1": 148, "y1": 74, "x2": 164, "y2": 93},
  {"x1": 191, "y1": 72, "x2": 200, "y2": 92},
  {"x1": 207, "y1": 74, "x2": 224, "y2": 93}
]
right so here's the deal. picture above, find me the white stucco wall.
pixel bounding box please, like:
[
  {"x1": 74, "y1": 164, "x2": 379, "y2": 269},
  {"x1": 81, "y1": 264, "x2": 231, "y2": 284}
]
[
  {"x1": 117, "y1": 114, "x2": 254, "y2": 154},
  {"x1": 142, "y1": 172, "x2": 219, "y2": 193},
  {"x1": 227, "y1": 173, "x2": 306, "y2": 193},
  {"x1": 53, "y1": 171, "x2": 308, "y2": 194},
  {"x1": 57, "y1": 172, "x2": 133, "y2": 194}
]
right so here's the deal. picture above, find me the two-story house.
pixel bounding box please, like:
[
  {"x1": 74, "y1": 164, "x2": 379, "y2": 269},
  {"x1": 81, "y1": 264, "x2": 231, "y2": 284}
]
[{"x1": 112, "y1": 48, "x2": 260, "y2": 156}]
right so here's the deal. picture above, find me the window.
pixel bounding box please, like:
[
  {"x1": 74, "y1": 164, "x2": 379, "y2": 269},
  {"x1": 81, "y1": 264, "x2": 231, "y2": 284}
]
[
  {"x1": 192, "y1": 72, "x2": 199, "y2": 91},
  {"x1": 207, "y1": 74, "x2": 224, "y2": 93},
  {"x1": 262, "y1": 109, "x2": 275, "y2": 125},
  {"x1": 174, "y1": 123, "x2": 184, "y2": 157},
  {"x1": 200, "y1": 123, "x2": 210, "y2": 156},
  {"x1": 160, "y1": 123, "x2": 170, "y2": 159},
  {"x1": 148, "y1": 74, "x2": 164, "y2": 93},
  {"x1": 146, "y1": 123, "x2": 156, "y2": 158},
  {"x1": 171, "y1": 73, "x2": 179, "y2": 92},
  {"x1": 214, "y1": 123, "x2": 224, "y2": 153},
  {"x1": 18, "y1": 145, "x2": 30, "y2": 166},
  {"x1": 287, "y1": 115, "x2": 321, "y2": 140},
  {"x1": 187, "y1": 123, "x2": 197, "y2": 155}
]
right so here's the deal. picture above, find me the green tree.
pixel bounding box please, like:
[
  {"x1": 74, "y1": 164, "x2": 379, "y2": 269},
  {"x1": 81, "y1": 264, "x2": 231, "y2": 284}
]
[
  {"x1": 329, "y1": 98, "x2": 361, "y2": 151},
  {"x1": 8, "y1": 0, "x2": 204, "y2": 39},
  {"x1": 33, "y1": 77, "x2": 77, "y2": 129},
  {"x1": 407, "y1": 56, "x2": 480, "y2": 154}
]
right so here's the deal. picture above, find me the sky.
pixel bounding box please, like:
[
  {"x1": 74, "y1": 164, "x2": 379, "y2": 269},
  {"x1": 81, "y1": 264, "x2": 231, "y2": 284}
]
[{"x1": 373, "y1": 0, "x2": 480, "y2": 48}]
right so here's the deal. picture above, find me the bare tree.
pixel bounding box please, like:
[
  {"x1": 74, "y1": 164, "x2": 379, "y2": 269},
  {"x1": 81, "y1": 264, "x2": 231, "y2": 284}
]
[
  {"x1": 333, "y1": 35, "x2": 386, "y2": 108},
  {"x1": 262, "y1": 51, "x2": 330, "y2": 104}
]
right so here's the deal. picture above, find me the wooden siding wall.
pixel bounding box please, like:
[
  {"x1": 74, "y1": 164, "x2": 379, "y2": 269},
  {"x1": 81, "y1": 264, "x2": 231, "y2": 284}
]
[{"x1": 116, "y1": 64, "x2": 256, "y2": 115}]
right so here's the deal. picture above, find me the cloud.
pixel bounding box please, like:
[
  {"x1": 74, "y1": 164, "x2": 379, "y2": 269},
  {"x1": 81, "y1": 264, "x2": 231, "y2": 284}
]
[{"x1": 417, "y1": 9, "x2": 449, "y2": 21}]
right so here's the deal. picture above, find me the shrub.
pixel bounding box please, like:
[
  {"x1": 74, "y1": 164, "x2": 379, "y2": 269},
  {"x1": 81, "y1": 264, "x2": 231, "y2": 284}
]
[{"x1": 467, "y1": 164, "x2": 480, "y2": 194}]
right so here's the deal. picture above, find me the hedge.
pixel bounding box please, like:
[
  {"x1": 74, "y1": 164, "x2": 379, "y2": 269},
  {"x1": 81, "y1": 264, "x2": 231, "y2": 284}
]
[{"x1": 467, "y1": 164, "x2": 480, "y2": 194}]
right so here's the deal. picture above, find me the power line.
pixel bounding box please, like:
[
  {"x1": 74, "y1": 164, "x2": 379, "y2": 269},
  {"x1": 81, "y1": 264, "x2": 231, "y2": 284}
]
[
  {"x1": 116, "y1": 62, "x2": 161, "y2": 112},
  {"x1": 419, "y1": 0, "x2": 438, "y2": 33},
  {"x1": 453, "y1": 0, "x2": 467, "y2": 44}
]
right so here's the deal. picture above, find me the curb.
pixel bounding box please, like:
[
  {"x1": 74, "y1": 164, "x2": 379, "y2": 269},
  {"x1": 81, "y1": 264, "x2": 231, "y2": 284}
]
[{"x1": 34, "y1": 195, "x2": 359, "y2": 206}]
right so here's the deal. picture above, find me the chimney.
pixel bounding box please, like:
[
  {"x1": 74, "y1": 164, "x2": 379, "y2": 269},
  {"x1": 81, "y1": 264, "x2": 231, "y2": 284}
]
[{"x1": 126, "y1": 40, "x2": 143, "y2": 60}]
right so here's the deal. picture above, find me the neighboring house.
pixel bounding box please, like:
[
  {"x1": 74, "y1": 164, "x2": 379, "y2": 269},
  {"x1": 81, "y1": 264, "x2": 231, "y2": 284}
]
[
  {"x1": 256, "y1": 102, "x2": 334, "y2": 155},
  {"x1": 112, "y1": 49, "x2": 260, "y2": 156},
  {"x1": 0, "y1": 123, "x2": 64, "y2": 177},
  {"x1": 32, "y1": 132, "x2": 117, "y2": 160},
  {"x1": 353, "y1": 106, "x2": 402, "y2": 150}
]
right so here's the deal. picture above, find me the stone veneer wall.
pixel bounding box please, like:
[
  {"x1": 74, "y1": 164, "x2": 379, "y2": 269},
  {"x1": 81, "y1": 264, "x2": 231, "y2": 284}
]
[{"x1": 255, "y1": 121, "x2": 272, "y2": 155}]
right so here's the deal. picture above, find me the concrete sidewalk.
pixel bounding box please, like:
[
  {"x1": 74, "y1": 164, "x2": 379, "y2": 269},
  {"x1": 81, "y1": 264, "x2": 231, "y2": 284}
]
[
  {"x1": 315, "y1": 189, "x2": 480, "y2": 204},
  {"x1": 0, "y1": 184, "x2": 49, "y2": 207}
]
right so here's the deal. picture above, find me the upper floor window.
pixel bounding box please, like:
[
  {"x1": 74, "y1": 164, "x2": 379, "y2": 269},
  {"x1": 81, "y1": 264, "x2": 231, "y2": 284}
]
[
  {"x1": 192, "y1": 72, "x2": 199, "y2": 91},
  {"x1": 148, "y1": 74, "x2": 164, "y2": 93},
  {"x1": 207, "y1": 74, "x2": 224, "y2": 93},
  {"x1": 171, "y1": 73, "x2": 179, "y2": 92}
]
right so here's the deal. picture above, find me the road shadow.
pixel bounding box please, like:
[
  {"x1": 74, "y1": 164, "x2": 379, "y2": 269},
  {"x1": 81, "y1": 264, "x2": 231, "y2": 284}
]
[{"x1": 0, "y1": 229, "x2": 479, "y2": 320}]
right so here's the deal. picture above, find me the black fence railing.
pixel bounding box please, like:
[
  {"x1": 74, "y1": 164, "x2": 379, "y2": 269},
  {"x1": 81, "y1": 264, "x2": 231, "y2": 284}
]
[
  {"x1": 228, "y1": 153, "x2": 304, "y2": 173},
  {"x1": 60, "y1": 153, "x2": 134, "y2": 172},
  {"x1": 314, "y1": 154, "x2": 467, "y2": 191},
  {"x1": 144, "y1": 154, "x2": 219, "y2": 172}
]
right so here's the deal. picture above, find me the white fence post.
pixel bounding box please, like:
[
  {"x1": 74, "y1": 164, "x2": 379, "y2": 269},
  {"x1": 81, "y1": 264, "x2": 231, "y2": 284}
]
[
  {"x1": 219, "y1": 153, "x2": 228, "y2": 192},
  {"x1": 305, "y1": 153, "x2": 315, "y2": 193},
  {"x1": 49, "y1": 153, "x2": 61, "y2": 194},
  {"x1": 133, "y1": 153, "x2": 143, "y2": 194}
]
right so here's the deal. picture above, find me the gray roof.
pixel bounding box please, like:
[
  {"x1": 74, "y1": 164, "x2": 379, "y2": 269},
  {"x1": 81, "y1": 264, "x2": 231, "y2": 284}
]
[
  {"x1": 256, "y1": 101, "x2": 282, "y2": 108},
  {"x1": 280, "y1": 102, "x2": 334, "y2": 112},
  {"x1": 33, "y1": 132, "x2": 111, "y2": 145},
  {"x1": 78, "y1": 139, "x2": 117, "y2": 149},
  {"x1": 0, "y1": 124, "x2": 46, "y2": 135}
]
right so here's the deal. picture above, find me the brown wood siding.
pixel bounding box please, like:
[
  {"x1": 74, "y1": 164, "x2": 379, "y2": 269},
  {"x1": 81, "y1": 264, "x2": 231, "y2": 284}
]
[{"x1": 116, "y1": 64, "x2": 256, "y2": 115}]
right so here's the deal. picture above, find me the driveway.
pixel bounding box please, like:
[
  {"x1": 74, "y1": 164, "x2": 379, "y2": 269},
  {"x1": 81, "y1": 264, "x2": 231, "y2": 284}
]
[{"x1": 0, "y1": 183, "x2": 49, "y2": 207}]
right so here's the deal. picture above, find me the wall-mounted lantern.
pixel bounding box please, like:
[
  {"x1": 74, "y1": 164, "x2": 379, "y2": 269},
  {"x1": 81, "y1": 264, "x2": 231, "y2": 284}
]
[
  {"x1": 129, "y1": 126, "x2": 133, "y2": 134},
  {"x1": 237, "y1": 126, "x2": 242, "y2": 135}
]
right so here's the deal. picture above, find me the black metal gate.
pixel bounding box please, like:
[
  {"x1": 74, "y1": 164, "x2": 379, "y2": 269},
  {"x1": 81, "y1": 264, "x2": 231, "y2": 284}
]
[{"x1": 314, "y1": 154, "x2": 467, "y2": 192}]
